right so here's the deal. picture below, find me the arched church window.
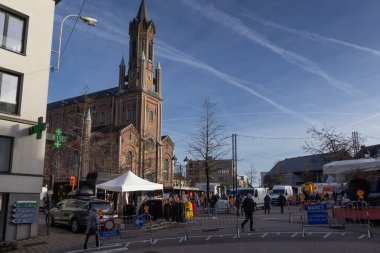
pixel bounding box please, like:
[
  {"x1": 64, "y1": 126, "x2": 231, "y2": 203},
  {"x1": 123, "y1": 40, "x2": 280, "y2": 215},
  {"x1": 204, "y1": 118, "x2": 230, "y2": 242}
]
[
  {"x1": 126, "y1": 151, "x2": 133, "y2": 170},
  {"x1": 163, "y1": 158, "x2": 169, "y2": 181},
  {"x1": 100, "y1": 111, "x2": 105, "y2": 124},
  {"x1": 126, "y1": 108, "x2": 131, "y2": 121},
  {"x1": 149, "y1": 111, "x2": 153, "y2": 122}
]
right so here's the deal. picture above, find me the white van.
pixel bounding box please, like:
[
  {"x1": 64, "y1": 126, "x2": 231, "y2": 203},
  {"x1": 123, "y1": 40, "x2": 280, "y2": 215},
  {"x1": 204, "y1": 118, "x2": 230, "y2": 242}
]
[
  {"x1": 237, "y1": 187, "x2": 267, "y2": 210},
  {"x1": 252, "y1": 187, "x2": 267, "y2": 210},
  {"x1": 270, "y1": 185, "x2": 293, "y2": 205}
]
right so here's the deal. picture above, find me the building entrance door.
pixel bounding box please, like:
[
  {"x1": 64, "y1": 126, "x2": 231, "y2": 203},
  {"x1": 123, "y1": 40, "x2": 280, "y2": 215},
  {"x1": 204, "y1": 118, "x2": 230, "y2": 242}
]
[{"x1": 0, "y1": 193, "x2": 8, "y2": 241}]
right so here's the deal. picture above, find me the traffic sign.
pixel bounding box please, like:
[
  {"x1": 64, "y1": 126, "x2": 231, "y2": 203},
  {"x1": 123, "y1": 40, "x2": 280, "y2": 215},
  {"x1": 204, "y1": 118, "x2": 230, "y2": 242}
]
[
  {"x1": 99, "y1": 230, "x2": 120, "y2": 238},
  {"x1": 13, "y1": 213, "x2": 36, "y2": 219},
  {"x1": 13, "y1": 208, "x2": 36, "y2": 213},
  {"x1": 11, "y1": 218, "x2": 35, "y2": 224},
  {"x1": 13, "y1": 201, "x2": 37, "y2": 208},
  {"x1": 133, "y1": 215, "x2": 144, "y2": 229}
]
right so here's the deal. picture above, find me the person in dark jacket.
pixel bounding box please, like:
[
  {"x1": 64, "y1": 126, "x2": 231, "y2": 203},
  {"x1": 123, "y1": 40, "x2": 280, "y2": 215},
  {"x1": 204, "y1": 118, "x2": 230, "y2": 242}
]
[
  {"x1": 278, "y1": 193, "x2": 287, "y2": 214},
  {"x1": 84, "y1": 207, "x2": 99, "y2": 249},
  {"x1": 264, "y1": 194, "x2": 271, "y2": 214},
  {"x1": 241, "y1": 194, "x2": 255, "y2": 231},
  {"x1": 209, "y1": 194, "x2": 218, "y2": 218}
]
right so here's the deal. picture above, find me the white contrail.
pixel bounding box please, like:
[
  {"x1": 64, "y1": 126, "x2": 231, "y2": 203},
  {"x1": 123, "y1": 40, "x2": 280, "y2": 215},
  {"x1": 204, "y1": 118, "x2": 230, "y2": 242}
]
[
  {"x1": 155, "y1": 40, "x2": 316, "y2": 125},
  {"x1": 246, "y1": 14, "x2": 380, "y2": 58},
  {"x1": 179, "y1": 0, "x2": 359, "y2": 96}
]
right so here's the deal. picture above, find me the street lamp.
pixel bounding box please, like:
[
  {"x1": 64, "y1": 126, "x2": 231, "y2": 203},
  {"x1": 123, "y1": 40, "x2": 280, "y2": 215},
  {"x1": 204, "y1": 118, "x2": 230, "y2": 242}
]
[
  {"x1": 51, "y1": 15, "x2": 98, "y2": 71},
  {"x1": 172, "y1": 155, "x2": 188, "y2": 200}
]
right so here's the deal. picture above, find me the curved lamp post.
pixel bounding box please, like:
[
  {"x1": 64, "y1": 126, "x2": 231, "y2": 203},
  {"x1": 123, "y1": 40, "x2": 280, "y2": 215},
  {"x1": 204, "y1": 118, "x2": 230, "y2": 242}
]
[
  {"x1": 51, "y1": 15, "x2": 98, "y2": 71},
  {"x1": 172, "y1": 155, "x2": 189, "y2": 199}
]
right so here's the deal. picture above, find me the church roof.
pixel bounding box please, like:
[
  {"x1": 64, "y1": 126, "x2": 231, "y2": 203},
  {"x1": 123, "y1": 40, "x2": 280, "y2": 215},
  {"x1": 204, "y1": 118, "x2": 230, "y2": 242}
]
[
  {"x1": 136, "y1": 0, "x2": 150, "y2": 22},
  {"x1": 268, "y1": 153, "x2": 341, "y2": 175}
]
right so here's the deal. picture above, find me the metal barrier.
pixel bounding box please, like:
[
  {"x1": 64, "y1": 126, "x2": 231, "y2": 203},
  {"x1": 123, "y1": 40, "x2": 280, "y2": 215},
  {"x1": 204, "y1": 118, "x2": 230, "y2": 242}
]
[
  {"x1": 184, "y1": 206, "x2": 239, "y2": 240},
  {"x1": 300, "y1": 201, "x2": 371, "y2": 238}
]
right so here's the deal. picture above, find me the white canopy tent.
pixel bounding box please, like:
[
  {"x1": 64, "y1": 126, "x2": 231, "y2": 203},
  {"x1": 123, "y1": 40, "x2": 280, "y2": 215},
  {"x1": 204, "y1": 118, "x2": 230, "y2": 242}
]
[
  {"x1": 96, "y1": 171, "x2": 163, "y2": 216},
  {"x1": 323, "y1": 158, "x2": 380, "y2": 175},
  {"x1": 95, "y1": 170, "x2": 163, "y2": 192}
]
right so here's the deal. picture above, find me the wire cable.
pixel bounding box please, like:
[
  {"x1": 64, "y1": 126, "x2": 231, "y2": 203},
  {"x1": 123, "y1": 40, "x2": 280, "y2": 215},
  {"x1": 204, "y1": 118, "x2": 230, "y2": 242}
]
[{"x1": 60, "y1": 0, "x2": 87, "y2": 58}]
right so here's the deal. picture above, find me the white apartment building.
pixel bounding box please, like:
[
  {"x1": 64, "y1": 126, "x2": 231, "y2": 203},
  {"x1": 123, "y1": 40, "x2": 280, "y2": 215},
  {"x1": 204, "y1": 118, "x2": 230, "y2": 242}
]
[{"x1": 0, "y1": 0, "x2": 55, "y2": 241}]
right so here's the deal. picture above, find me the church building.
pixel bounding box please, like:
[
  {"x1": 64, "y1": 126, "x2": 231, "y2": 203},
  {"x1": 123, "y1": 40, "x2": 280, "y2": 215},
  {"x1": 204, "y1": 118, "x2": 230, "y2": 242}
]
[{"x1": 43, "y1": 0, "x2": 175, "y2": 188}]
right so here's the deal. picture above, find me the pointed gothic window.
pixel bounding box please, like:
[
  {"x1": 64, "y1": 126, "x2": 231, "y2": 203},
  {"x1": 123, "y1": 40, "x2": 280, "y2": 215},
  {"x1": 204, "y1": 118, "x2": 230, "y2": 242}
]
[{"x1": 71, "y1": 150, "x2": 79, "y2": 175}]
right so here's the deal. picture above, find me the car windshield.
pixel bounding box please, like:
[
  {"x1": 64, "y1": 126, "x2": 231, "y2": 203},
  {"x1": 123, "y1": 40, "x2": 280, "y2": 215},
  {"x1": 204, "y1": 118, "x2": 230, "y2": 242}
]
[
  {"x1": 272, "y1": 189, "x2": 284, "y2": 194},
  {"x1": 90, "y1": 202, "x2": 111, "y2": 211}
]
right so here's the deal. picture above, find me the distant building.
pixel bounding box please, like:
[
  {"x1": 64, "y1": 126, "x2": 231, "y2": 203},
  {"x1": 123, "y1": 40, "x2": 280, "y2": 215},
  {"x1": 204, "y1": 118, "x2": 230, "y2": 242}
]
[
  {"x1": 186, "y1": 158, "x2": 233, "y2": 189},
  {"x1": 237, "y1": 175, "x2": 250, "y2": 188},
  {"x1": 43, "y1": 0, "x2": 175, "y2": 188},
  {"x1": 0, "y1": 0, "x2": 56, "y2": 241},
  {"x1": 263, "y1": 153, "x2": 351, "y2": 187}
]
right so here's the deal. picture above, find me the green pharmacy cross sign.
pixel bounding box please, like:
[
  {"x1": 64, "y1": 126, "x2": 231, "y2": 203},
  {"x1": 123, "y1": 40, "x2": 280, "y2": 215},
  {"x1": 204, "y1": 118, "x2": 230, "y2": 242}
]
[
  {"x1": 53, "y1": 128, "x2": 65, "y2": 148},
  {"x1": 30, "y1": 117, "x2": 46, "y2": 140}
]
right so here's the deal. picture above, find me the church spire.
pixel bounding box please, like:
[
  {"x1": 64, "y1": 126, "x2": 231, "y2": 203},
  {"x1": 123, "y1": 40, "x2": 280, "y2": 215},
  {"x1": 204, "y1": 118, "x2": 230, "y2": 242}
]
[{"x1": 137, "y1": 0, "x2": 150, "y2": 22}]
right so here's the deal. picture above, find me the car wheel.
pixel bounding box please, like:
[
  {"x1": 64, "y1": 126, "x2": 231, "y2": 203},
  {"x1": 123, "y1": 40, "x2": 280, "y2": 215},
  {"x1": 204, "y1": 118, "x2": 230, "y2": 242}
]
[
  {"x1": 71, "y1": 218, "x2": 80, "y2": 233},
  {"x1": 46, "y1": 214, "x2": 55, "y2": 227}
]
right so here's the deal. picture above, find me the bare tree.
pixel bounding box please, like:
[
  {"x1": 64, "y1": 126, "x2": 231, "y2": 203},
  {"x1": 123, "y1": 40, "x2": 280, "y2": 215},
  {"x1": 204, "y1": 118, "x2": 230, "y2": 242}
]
[
  {"x1": 245, "y1": 164, "x2": 258, "y2": 187},
  {"x1": 303, "y1": 126, "x2": 365, "y2": 161},
  {"x1": 188, "y1": 99, "x2": 227, "y2": 202}
]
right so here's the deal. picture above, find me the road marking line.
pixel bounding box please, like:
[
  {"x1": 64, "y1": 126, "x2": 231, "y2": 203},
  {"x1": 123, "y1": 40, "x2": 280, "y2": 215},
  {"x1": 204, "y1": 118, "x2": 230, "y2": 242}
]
[
  {"x1": 178, "y1": 237, "x2": 184, "y2": 243},
  {"x1": 341, "y1": 232, "x2": 346, "y2": 236},
  {"x1": 261, "y1": 233, "x2": 268, "y2": 238},
  {"x1": 125, "y1": 242, "x2": 130, "y2": 248},
  {"x1": 206, "y1": 235, "x2": 212, "y2": 241},
  {"x1": 323, "y1": 233, "x2": 331, "y2": 238},
  {"x1": 152, "y1": 239, "x2": 158, "y2": 245},
  {"x1": 358, "y1": 234, "x2": 366, "y2": 239},
  {"x1": 291, "y1": 232, "x2": 298, "y2": 238}
]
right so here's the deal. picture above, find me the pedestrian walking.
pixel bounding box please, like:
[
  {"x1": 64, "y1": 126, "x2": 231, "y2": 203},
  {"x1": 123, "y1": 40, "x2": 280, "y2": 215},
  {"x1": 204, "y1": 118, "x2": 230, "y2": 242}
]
[
  {"x1": 84, "y1": 207, "x2": 99, "y2": 249},
  {"x1": 278, "y1": 193, "x2": 286, "y2": 214},
  {"x1": 241, "y1": 193, "x2": 255, "y2": 231},
  {"x1": 264, "y1": 194, "x2": 271, "y2": 214}
]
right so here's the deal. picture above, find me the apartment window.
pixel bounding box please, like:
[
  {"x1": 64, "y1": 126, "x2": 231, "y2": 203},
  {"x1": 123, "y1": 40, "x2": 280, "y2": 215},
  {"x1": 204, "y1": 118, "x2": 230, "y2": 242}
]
[
  {"x1": 0, "y1": 8, "x2": 27, "y2": 54},
  {"x1": 0, "y1": 69, "x2": 21, "y2": 114},
  {"x1": 0, "y1": 136, "x2": 12, "y2": 172}
]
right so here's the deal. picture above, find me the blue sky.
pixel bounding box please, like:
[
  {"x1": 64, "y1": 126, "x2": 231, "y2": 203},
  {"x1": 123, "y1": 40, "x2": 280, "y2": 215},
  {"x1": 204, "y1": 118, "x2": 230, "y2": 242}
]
[{"x1": 49, "y1": 0, "x2": 380, "y2": 178}]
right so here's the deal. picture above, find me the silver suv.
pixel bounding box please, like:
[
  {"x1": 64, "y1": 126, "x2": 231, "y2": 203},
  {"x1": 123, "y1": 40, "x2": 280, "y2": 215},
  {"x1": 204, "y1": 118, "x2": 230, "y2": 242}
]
[{"x1": 46, "y1": 198, "x2": 114, "y2": 233}]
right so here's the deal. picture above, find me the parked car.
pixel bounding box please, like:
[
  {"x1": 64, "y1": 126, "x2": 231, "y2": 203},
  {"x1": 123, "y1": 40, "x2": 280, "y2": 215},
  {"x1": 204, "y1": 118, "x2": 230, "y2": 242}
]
[{"x1": 46, "y1": 198, "x2": 116, "y2": 233}]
